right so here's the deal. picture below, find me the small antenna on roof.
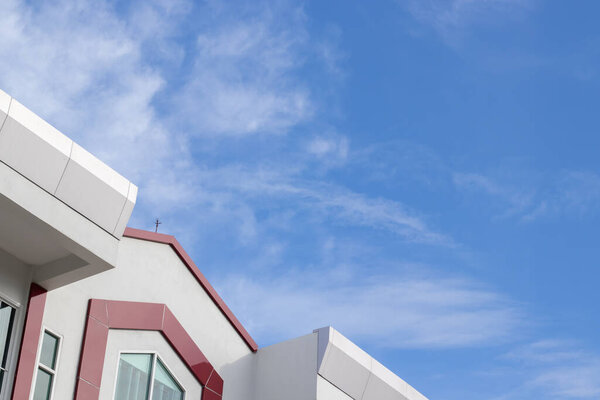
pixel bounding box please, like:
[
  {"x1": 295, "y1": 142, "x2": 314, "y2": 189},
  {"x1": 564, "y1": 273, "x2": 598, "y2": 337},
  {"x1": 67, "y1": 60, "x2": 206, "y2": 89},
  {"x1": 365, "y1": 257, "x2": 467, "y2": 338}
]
[{"x1": 154, "y1": 218, "x2": 162, "y2": 233}]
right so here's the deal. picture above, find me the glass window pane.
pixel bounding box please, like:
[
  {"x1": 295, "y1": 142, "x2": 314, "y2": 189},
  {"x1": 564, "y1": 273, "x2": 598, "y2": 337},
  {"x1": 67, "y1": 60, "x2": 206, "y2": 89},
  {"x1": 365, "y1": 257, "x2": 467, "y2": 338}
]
[
  {"x1": 152, "y1": 359, "x2": 184, "y2": 400},
  {"x1": 39, "y1": 332, "x2": 59, "y2": 369},
  {"x1": 115, "y1": 354, "x2": 153, "y2": 400},
  {"x1": 32, "y1": 368, "x2": 53, "y2": 400},
  {"x1": 0, "y1": 302, "x2": 15, "y2": 395},
  {"x1": 0, "y1": 302, "x2": 15, "y2": 368}
]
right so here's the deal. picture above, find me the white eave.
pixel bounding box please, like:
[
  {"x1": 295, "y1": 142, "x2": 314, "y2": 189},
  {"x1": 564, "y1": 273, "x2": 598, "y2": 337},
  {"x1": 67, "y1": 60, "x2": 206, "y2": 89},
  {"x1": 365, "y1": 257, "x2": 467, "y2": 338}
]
[
  {"x1": 0, "y1": 88, "x2": 138, "y2": 289},
  {"x1": 0, "y1": 88, "x2": 137, "y2": 238},
  {"x1": 315, "y1": 327, "x2": 428, "y2": 400}
]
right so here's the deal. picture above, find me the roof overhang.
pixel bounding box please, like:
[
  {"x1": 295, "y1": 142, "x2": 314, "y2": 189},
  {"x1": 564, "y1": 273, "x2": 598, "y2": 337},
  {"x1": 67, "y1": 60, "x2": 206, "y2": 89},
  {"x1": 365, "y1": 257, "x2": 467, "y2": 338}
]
[
  {"x1": 0, "y1": 89, "x2": 138, "y2": 289},
  {"x1": 315, "y1": 327, "x2": 428, "y2": 400}
]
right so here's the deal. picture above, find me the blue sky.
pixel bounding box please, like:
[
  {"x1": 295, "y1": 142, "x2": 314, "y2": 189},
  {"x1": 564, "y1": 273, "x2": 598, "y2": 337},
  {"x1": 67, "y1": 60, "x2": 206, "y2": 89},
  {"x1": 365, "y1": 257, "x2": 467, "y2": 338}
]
[{"x1": 1, "y1": 0, "x2": 599, "y2": 398}]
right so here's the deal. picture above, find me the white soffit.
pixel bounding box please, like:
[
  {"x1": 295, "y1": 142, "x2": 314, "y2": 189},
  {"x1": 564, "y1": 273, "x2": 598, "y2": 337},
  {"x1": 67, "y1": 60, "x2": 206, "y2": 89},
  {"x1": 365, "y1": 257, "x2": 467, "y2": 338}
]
[
  {"x1": 0, "y1": 89, "x2": 137, "y2": 237},
  {"x1": 315, "y1": 327, "x2": 428, "y2": 400}
]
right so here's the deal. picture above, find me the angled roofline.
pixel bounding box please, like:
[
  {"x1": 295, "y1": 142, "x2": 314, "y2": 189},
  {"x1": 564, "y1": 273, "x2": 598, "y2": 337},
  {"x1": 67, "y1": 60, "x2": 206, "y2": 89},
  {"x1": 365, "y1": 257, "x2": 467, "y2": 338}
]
[{"x1": 123, "y1": 227, "x2": 258, "y2": 352}]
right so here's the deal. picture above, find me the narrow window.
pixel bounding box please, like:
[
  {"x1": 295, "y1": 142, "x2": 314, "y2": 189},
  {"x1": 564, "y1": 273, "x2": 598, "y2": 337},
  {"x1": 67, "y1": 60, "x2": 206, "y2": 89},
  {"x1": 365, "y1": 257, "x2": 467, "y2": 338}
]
[
  {"x1": 32, "y1": 331, "x2": 60, "y2": 400},
  {"x1": 115, "y1": 353, "x2": 184, "y2": 400},
  {"x1": 0, "y1": 301, "x2": 15, "y2": 396}
]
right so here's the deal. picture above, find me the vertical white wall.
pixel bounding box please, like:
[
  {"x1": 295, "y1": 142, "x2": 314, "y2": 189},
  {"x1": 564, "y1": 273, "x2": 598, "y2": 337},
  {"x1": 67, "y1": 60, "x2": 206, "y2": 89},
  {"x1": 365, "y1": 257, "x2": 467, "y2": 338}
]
[
  {"x1": 0, "y1": 248, "x2": 31, "y2": 307},
  {"x1": 254, "y1": 332, "x2": 318, "y2": 400},
  {"x1": 317, "y1": 376, "x2": 353, "y2": 400}
]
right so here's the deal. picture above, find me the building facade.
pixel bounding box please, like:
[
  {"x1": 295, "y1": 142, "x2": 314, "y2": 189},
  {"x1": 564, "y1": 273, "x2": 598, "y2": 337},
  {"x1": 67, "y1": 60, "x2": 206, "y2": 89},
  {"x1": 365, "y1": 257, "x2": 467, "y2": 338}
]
[{"x1": 0, "y1": 88, "x2": 429, "y2": 400}]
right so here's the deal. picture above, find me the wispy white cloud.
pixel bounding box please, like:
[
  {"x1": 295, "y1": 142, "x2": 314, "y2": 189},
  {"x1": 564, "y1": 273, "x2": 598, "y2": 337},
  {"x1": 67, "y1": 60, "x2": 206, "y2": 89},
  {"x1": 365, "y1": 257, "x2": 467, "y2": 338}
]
[
  {"x1": 403, "y1": 0, "x2": 535, "y2": 42},
  {"x1": 523, "y1": 170, "x2": 600, "y2": 221},
  {"x1": 505, "y1": 340, "x2": 600, "y2": 399},
  {"x1": 406, "y1": 0, "x2": 533, "y2": 29},
  {"x1": 453, "y1": 170, "x2": 600, "y2": 222},
  {"x1": 307, "y1": 134, "x2": 349, "y2": 161},
  {"x1": 217, "y1": 265, "x2": 522, "y2": 348},
  {"x1": 0, "y1": 0, "x2": 189, "y2": 189},
  {"x1": 193, "y1": 165, "x2": 451, "y2": 245},
  {"x1": 173, "y1": 4, "x2": 313, "y2": 136},
  {"x1": 453, "y1": 172, "x2": 534, "y2": 218}
]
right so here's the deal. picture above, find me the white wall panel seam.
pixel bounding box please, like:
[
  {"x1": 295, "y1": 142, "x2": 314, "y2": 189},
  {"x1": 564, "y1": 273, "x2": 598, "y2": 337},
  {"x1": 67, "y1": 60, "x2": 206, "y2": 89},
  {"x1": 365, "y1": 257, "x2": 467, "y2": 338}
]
[
  {"x1": 317, "y1": 373, "x2": 357, "y2": 400},
  {"x1": 53, "y1": 141, "x2": 74, "y2": 195},
  {"x1": 0, "y1": 158, "x2": 122, "y2": 239},
  {"x1": 359, "y1": 357, "x2": 373, "y2": 400},
  {"x1": 0, "y1": 97, "x2": 11, "y2": 135},
  {"x1": 111, "y1": 181, "x2": 131, "y2": 236}
]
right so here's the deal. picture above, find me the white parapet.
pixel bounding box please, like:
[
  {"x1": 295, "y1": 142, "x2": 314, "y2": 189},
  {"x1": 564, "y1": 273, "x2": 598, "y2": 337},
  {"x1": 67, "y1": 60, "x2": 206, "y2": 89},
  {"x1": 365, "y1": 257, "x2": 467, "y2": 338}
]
[
  {"x1": 254, "y1": 326, "x2": 429, "y2": 400},
  {"x1": 315, "y1": 327, "x2": 428, "y2": 400},
  {"x1": 0, "y1": 89, "x2": 137, "y2": 237},
  {"x1": 0, "y1": 88, "x2": 139, "y2": 289}
]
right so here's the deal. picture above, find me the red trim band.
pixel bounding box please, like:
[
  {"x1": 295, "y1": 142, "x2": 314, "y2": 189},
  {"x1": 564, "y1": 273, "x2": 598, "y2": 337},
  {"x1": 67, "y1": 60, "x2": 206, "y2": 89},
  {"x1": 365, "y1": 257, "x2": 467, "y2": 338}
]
[
  {"x1": 123, "y1": 227, "x2": 258, "y2": 352},
  {"x1": 75, "y1": 299, "x2": 224, "y2": 399},
  {"x1": 11, "y1": 283, "x2": 47, "y2": 400}
]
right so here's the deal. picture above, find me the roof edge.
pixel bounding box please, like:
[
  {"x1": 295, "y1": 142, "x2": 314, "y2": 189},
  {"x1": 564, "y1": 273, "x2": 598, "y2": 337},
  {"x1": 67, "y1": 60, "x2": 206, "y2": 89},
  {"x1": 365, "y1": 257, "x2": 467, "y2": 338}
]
[{"x1": 123, "y1": 227, "x2": 258, "y2": 352}]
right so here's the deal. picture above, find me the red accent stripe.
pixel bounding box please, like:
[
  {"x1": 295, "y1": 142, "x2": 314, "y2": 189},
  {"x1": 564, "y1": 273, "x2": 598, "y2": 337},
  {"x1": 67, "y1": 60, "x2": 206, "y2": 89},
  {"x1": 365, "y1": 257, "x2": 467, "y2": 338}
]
[
  {"x1": 11, "y1": 283, "x2": 47, "y2": 400},
  {"x1": 75, "y1": 299, "x2": 223, "y2": 399},
  {"x1": 123, "y1": 227, "x2": 258, "y2": 352}
]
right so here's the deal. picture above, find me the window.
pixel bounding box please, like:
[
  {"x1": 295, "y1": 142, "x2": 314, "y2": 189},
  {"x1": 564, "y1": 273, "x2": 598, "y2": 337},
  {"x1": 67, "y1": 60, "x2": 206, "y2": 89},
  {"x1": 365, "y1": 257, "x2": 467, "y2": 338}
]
[
  {"x1": 115, "y1": 353, "x2": 184, "y2": 400},
  {"x1": 0, "y1": 301, "x2": 15, "y2": 396},
  {"x1": 32, "y1": 330, "x2": 60, "y2": 400}
]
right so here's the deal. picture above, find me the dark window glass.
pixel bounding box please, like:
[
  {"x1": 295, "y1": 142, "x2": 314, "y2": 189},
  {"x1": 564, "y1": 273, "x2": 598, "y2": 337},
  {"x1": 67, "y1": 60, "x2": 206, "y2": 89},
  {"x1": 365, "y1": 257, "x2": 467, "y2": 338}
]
[
  {"x1": 0, "y1": 301, "x2": 15, "y2": 394},
  {"x1": 32, "y1": 368, "x2": 53, "y2": 400},
  {"x1": 39, "y1": 332, "x2": 59, "y2": 370}
]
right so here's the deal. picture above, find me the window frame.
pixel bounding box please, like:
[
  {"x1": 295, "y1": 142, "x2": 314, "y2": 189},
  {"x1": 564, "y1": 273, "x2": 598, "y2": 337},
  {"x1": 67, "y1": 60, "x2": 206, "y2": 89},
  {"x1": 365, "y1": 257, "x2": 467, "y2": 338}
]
[
  {"x1": 29, "y1": 327, "x2": 62, "y2": 400},
  {"x1": 0, "y1": 292, "x2": 20, "y2": 400},
  {"x1": 113, "y1": 350, "x2": 186, "y2": 400}
]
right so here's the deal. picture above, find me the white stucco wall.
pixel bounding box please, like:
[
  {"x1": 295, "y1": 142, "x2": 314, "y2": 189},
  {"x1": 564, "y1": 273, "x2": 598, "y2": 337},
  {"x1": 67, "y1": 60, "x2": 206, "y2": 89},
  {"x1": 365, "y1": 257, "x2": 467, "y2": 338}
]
[
  {"x1": 0, "y1": 248, "x2": 32, "y2": 400},
  {"x1": 317, "y1": 375, "x2": 353, "y2": 400},
  {"x1": 0, "y1": 248, "x2": 31, "y2": 308},
  {"x1": 42, "y1": 237, "x2": 254, "y2": 399},
  {"x1": 254, "y1": 332, "x2": 318, "y2": 400}
]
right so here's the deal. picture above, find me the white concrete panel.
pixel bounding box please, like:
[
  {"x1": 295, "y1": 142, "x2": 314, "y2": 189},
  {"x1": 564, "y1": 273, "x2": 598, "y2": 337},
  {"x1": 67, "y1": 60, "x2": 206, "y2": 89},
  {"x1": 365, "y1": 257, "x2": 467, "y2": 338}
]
[
  {"x1": 0, "y1": 191, "x2": 70, "y2": 265},
  {"x1": 0, "y1": 160, "x2": 119, "y2": 280},
  {"x1": 112, "y1": 182, "x2": 138, "y2": 236},
  {"x1": 55, "y1": 143, "x2": 129, "y2": 233},
  {"x1": 0, "y1": 248, "x2": 31, "y2": 308},
  {"x1": 32, "y1": 254, "x2": 89, "y2": 291},
  {"x1": 254, "y1": 333, "x2": 318, "y2": 400},
  {"x1": 318, "y1": 329, "x2": 372, "y2": 400},
  {"x1": 362, "y1": 358, "x2": 410, "y2": 400},
  {"x1": 363, "y1": 359, "x2": 428, "y2": 400},
  {"x1": 317, "y1": 375, "x2": 353, "y2": 400},
  {"x1": 99, "y1": 330, "x2": 203, "y2": 400},
  {"x1": 316, "y1": 328, "x2": 428, "y2": 400},
  {"x1": 0, "y1": 98, "x2": 71, "y2": 193},
  {"x1": 0, "y1": 90, "x2": 137, "y2": 238},
  {"x1": 0, "y1": 89, "x2": 10, "y2": 131}
]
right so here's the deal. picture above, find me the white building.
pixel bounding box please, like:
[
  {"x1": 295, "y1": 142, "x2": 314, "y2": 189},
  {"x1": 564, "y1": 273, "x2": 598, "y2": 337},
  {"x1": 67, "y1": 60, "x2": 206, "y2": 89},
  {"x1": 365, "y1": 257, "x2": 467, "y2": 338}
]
[{"x1": 0, "y1": 88, "x2": 429, "y2": 400}]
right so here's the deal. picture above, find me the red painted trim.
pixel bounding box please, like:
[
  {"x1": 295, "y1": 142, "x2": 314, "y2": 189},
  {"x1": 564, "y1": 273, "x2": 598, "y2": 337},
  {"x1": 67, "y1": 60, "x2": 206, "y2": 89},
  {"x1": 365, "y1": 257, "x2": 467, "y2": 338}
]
[
  {"x1": 123, "y1": 227, "x2": 258, "y2": 352},
  {"x1": 11, "y1": 283, "x2": 47, "y2": 400},
  {"x1": 75, "y1": 299, "x2": 224, "y2": 400}
]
